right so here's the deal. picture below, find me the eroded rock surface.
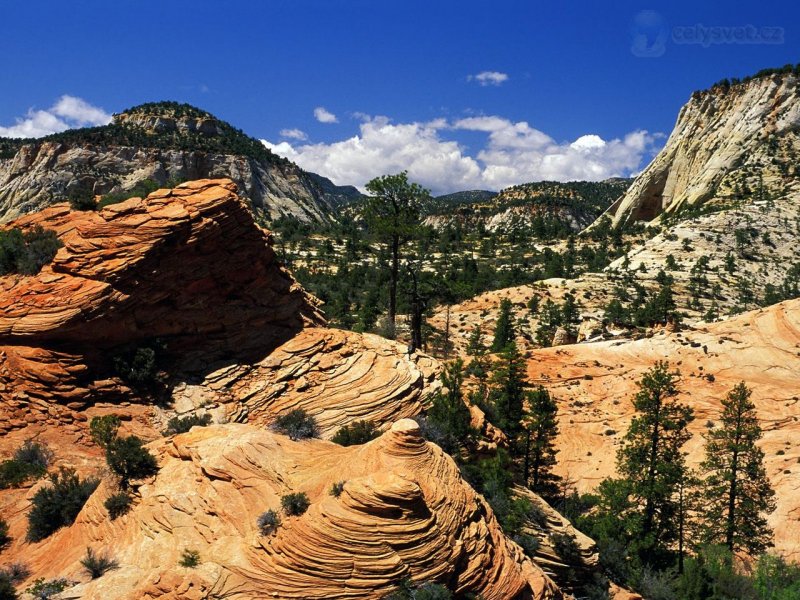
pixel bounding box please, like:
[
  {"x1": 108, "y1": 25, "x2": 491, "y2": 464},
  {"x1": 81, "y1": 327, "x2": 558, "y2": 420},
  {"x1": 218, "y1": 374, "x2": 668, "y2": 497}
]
[{"x1": 9, "y1": 421, "x2": 563, "y2": 599}]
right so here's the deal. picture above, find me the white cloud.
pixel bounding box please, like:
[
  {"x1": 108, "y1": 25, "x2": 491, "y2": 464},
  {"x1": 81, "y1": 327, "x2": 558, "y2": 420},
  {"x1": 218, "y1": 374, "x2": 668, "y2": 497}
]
[
  {"x1": 266, "y1": 114, "x2": 662, "y2": 195},
  {"x1": 468, "y1": 71, "x2": 509, "y2": 86},
  {"x1": 0, "y1": 95, "x2": 112, "y2": 138},
  {"x1": 279, "y1": 128, "x2": 308, "y2": 141},
  {"x1": 313, "y1": 106, "x2": 338, "y2": 123}
]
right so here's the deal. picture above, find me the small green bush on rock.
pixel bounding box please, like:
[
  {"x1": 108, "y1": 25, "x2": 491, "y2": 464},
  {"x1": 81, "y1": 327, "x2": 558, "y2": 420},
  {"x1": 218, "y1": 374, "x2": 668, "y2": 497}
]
[
  {"x1": 257, "y1": 509, "x2": 281, "y2": 535},
  {"x1": 104, "y1": 492, "x2": 133, "y2": 520},
  {"x1": 331, "y1": 421, "x2": 379, "y2": 446},
  {"x1": 179, "y1": 549, "x2": 201, "y2": 568},
  {"x1": 105, "y1": 435, "x2": 159, "y2": 487},
  {"x1": 80, "y1": 547, "x2": 118, "y2": 579},
  {"x1": 163, "y1": 413, "x2": 213, "y2": 436},
  {"x1": 281, "y1": 492, "x2": 310, "y2": 516},
  {"x1": 272, "y1": 409, "x2": 318, "y2": 440},
  {"x1": 89, "y1": 415, "x2": 121, "y2": 449},
  {"x1": 0, "y1": 518, "x2": 10, "y2": 550},
  {"x1": 26, "y1": 468, "x2": 99, "y2": 542},
  {"x1": 26, "y1": 578, "x2": 71, "y2": 600}
]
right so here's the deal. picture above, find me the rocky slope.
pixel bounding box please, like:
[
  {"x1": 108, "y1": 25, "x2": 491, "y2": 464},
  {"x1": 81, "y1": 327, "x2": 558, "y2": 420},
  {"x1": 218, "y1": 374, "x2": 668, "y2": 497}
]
[
  {"x1": 0, "y1": 102, "x2": 337, "y2": 223},
  {"x1": 4, "y1": 420, "x2": 563, "y2": 600},
  {"x1": 526, "y1": 298, "x2": 800, "y2": 560},
  {"x1": 425, "y1": 180, "x2": 630, "y2": 234},
  {"x1": 603, "y1": 69, "x2": 800, "y2": 227}
]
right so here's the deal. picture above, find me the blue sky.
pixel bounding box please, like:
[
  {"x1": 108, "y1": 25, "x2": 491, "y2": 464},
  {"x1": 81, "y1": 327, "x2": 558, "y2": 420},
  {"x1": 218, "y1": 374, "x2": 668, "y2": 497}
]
[{"x1": 1, "y1": 0, "x2": 798, "y2": 193}]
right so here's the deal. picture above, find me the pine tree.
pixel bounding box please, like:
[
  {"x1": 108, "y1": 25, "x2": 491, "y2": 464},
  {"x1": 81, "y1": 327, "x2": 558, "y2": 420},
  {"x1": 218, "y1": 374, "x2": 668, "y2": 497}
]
[
  {"x1": 491, "y1": 298, "x2": 515, "y2": 352},
  {"x1": 535, "y1": 299, "x2": 562, "y2": 347},
  {"x1": 466, "y1": 324, "x2": 489, "y2": 380},
  {"x1": 426, "y1": 358, "x2": 476, "y2": 454},
  {"x1": 363, "y1": 172, "x2": 429, "y2": 338},
  {"x1": 489, "y1": 341, "x2": 526, "y2": 439},
  {"x1": 615, "y1": 361, "x2": 694, "y2": 567},
  {"x1": 522, "y1": 385, "x2": 560, "y2": 499},
  {"x1": 700, "y1": 382, "x2": 775, "y2": 555}
]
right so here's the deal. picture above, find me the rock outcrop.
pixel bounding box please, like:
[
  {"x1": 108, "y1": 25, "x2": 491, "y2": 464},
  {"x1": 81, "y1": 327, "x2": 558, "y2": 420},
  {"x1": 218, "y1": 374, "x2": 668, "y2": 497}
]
[
  {"x1": 603, "y1": 71, "x2": 800, "y2": 227},
  {"x1": 0, "y1": 179, "x2": 324, "y2": 413},
  {"x1": 7, "y1": 420, "x2": 563, "y2": 599},
  {"x1": 171, "y1": 327, "x2": 441, "y2": 439},
  {"x1": 0, "y1": 103, "x2": 341, "y2": 223}
]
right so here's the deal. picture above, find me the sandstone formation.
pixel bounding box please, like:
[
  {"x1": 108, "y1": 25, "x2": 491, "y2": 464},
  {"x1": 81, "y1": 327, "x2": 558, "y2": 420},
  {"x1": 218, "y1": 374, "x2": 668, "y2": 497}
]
[
  {"x1": 0, "y1": 179, "x2": 323, "y2": 413},
  {"x1": 602, "y1": 72, "x2": 800, "y2": 227},
  {"x1": 170, "y1": 327, "x2": 441, "y2": 439},
  {"x1": 526, "y1": 299, "x2": 800, "y2": 559},
  {"x1": 0, "y1": 104, "x2": 343, "y2": 223},
  {"x1": 7, "y1": 421, "x2": 563, "y2": 600}
]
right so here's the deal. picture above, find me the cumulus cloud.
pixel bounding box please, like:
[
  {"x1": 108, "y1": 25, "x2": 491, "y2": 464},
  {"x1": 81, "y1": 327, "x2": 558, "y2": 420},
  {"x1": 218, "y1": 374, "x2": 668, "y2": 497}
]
[
  {"x1": 279, "y1": 128, "x2": 308, "y2": 141},
  {"x1": 313, "y1": 107, "x2": 338, "y2": 123},
  {"x1": 468, "y1": 71, "x2": 509, "y2": 86},
  {"x1": 0, "y1": 95, "x2": 112, "y2": 138},
  {"x1": 264, "y1": 114, "x2": 662, "y2": 195}
]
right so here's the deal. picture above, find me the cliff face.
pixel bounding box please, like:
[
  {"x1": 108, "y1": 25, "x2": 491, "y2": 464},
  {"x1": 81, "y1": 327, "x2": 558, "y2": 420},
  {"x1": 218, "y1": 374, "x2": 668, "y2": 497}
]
[
  {"x1": 605, "y1": 73, "x2": 800, "y2": 226},
  {"x1": 0, "y1": 105, "x2": 336, "y2": 223}
]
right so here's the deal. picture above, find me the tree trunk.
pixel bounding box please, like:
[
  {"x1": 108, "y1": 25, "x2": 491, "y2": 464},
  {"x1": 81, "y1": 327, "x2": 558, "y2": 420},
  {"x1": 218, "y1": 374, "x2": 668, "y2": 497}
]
[
  {"x1": 524, "y1": 429, "x2": 531, "y2": 485},
  {"x1": 643, "y1": 394, "x2": 662, "y2": 540},
  {"x1": 726, "y1": 446, "x2": 740, "y2": 553},
  {"x1": 389, "y1": 235, "x2": 399, "y2": 336}
]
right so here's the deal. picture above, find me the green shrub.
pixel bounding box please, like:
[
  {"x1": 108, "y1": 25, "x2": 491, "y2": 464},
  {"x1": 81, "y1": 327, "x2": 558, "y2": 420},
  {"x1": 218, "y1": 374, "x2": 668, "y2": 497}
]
[
  {"x1": 281, "y1": 492, "x2": 310, "y2": 516},
  {"x1": 105, "y1": 436, "x2": 159, "y2": 487},
  {"x1": 384, "y1": 580, "x2": 453, "y2": 600},
  {"x1": 1, "y1": 563, "x2": 30, "y2": 585},
  {"x1": 68, "y1": 185, "x2": 97, "y2": 211},
  {"x1": 26, "y1": 578, "x2": 71, "y2": 600},
  {"x1": 0, "y1": 226, "x2": 62, "y2": 276},
  {"x1": 104, "y1": 492, "x2": 133, "y2": 520},
  {"x1": 257, "y1": 509, "x2": 281, "y2": 535},
  {"x1": 0, "y1": 574, "x2": 16, "y2": 600},
  {"x1": 551, "y1": 532, "x2": 583, "y2": 565},
  {"x1": 26, "y1": 468, "x2": 99, "y2": 542},
  {"x1": 179, "y1": 549, "x2": 200, "y2": 568},
  {"x1": 272, "y1": 409, "x2": 318, "y2": 440},
  {"x1": 97, "y1": 179, "x2": 160, "y2": 209},
  {"x1": 112, "y1": 343, "x2": 163, "y2": 389},
  {"x1": 329, "y1": 481, "x2": 345, "y2": 497},
  {"x1": 0, "y1": 518, "x2": 9, "y2": 550},
  {"x1": 0, "y1": 440, "x2": 52, "y2": 489},
  {"x1": 331, "y1": 420, "x2": 379, "y2": 446},
  {"x1": 163, "y1": 413, "x2": 213, "y2": 436},
  {"x1": 89, "y1": 415, "x2": 121, "y2": 449},
  {"x1": 514, "y1": 533, "x2": 541, "y2": 556},
  {"x1": 80, "y1": 547, "x2": 118, "y2": 579}
]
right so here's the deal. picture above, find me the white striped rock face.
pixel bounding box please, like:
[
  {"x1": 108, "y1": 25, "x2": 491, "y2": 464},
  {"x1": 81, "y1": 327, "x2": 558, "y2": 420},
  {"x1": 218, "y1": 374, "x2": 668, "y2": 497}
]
[{"x1": 604, "y1": 72, "x2": 800, "y2": 227}]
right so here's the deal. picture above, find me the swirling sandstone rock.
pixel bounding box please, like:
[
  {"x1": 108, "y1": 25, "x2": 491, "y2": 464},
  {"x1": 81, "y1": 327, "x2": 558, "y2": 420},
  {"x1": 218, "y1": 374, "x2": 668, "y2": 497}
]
[
  {"x1": 0, "y1": 179, "x2": 323, "y2": 413},
  {"x1": 171, "y1": 328, "x2": 441, "y2": 438},
  {"x1": 9, "y1": 420, "x2": 563, "y2": 600}
]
